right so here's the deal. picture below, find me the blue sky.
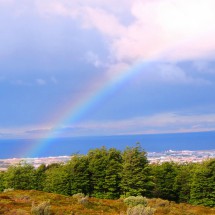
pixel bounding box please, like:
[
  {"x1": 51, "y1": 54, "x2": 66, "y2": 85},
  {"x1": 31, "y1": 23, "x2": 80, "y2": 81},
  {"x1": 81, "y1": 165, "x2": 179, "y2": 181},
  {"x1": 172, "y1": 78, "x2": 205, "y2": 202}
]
[{"x1": 1, "y1": 0, "x2": 215, "y2": 139}]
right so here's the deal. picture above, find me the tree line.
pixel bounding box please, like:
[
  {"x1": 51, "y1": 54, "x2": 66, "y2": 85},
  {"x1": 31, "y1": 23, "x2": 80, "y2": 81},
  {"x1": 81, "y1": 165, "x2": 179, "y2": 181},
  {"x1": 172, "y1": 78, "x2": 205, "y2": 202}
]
[{"x1": 0, "y1": 144, "x2": 214, "y2": 207}]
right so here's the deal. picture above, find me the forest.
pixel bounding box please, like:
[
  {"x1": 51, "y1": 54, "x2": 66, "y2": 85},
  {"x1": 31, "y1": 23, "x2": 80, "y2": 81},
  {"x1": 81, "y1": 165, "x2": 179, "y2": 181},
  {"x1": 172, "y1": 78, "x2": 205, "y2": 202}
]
[{"x1": 0, "y1": 144, "x2": 214, "y2": 208}]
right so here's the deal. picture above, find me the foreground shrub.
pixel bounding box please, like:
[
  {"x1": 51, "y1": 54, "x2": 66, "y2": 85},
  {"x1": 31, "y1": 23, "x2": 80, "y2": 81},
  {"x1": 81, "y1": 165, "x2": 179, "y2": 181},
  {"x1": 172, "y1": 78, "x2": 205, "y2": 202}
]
[
  {"x1": 31, "y1": 201, "x2": 51, "y2": 215},
  {"x1": 72, "y1": 193, "x2": 85, "y2": 199},
  {"x1": 124, "y1": 196, "x2": 147, "y2": 207},
  {"x1": 3, "y1": 188, "x2": 14, "y2": 193},
  {"x1": 127, "y1": 205, "x2": 155, "y2": 215},
  {"x1": 78, "y1": 196, "x2": 89, "y2": 205}
]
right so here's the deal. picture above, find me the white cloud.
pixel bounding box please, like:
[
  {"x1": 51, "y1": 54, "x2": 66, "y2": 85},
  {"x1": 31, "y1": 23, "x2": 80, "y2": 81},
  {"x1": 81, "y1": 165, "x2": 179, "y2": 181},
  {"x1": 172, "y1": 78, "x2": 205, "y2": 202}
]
[
  {"x1": 80, "y1": 7, "x2": 126, "y2": 38},
  {"x1": 192, "y1": 61, "x2": 215, "y2": 74},
  {"x1": 86, "y1": 51, "x2": 103, "y2": 68},
  {"x1": 69, "y1": 112, "x2": 215, "y2": 136},
  {"x1": 2, "y1": 111, "x2": 215, "y2": 138},
  {"x1": 4, "y1": 0, "x2": 215, "y2": 63},
  {"x1": 0, "y1": 125, "x2": 52, "y2": 139},
  {"x1": 5, "y1": 0, "x2": 212, "y2": 66},
  {"x1": 152, "y1": 63, "x2": 210, "y2": 85},
  {"x1": 112, "y1": 0, "x2": 215, "y2": 62}
]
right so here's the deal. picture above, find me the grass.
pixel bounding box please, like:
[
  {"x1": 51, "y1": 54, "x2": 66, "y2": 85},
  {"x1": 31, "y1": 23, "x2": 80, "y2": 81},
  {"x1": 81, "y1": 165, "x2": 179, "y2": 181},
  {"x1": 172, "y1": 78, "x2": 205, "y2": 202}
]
[{"x1": 0, "y1": 190, "x2": 214, "y2": 215}]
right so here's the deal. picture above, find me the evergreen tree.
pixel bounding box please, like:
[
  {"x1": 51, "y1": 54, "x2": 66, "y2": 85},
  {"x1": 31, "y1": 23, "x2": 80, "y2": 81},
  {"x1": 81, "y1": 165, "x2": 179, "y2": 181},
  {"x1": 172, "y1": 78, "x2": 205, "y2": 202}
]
[
  {"x1": 151, "y1": 162, "x2": 178, "y2": 201},
  {"x1": 190, "y1": 159, "x2": 215, "y2": 207},
  {"x1": 66, "y1": 155, "x2": 90, "y2": 195},
  {"x1": 88, "y1": 147, "x2": 108, "y2": 198},
  {"x1": 43, "y1": 163, "x2": 70, "y2": 195},
  {"x1": 173, "y1": 163, "x2": 196, "y2": 203},
  {"x1": 104, "y1": 148, "x2": 122, "y2": 199},
  {"x1": 121, "y1": 143, "x2": 152, "y2": 197}
]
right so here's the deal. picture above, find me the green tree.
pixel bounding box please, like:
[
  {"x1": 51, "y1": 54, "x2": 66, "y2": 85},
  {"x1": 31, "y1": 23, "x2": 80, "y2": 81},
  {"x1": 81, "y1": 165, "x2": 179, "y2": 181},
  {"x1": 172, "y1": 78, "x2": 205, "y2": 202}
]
[
  {"x1": 3, "y1": 162, "x2": 35, "y2": 190},
  {"x1": 34, "y1": 164, "x2": 47, "y2": 191},
  {"x1": 43, "y1": 163, "x2": 70, "y2": 195},
  {"x1": 66, "y1": 155, "x2": 90, "y2": 195},
  {"x1": 121, "y1": 143, "x2": 152, "y2": 197},
  {"x1": 151, "y1": 162, "x2": 178, "y2": 201},
  {"x1": 190, "y1": 159, "x2": 215, "y2": 207},
  {"x1": 0, "y1": 171, "x2": 5, "y2": 191},
  {"x1": 88, "y1": 147, "x2": 108, "y2": 198},
  {"x1": 173, "y1": 163, "x2": 196, "y2": 203},
  {"x1": 104, "y1": 148, "x2": 122, "y2": 199}
]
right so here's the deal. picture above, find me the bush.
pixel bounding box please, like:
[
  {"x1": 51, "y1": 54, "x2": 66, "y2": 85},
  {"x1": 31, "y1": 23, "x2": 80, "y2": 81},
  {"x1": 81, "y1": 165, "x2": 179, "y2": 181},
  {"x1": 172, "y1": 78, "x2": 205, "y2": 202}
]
[
  {"x1": 31, "y1": 201, "x2": 51, "y2": 215},
  {"x1": 78, "y1": 196, "x2": 89, "y2": 205},
  {"x1": 127, "y1": 205, "x2": 155, "y2": 215},
  {"x1": 3, "y1": 188, "x2": 14, "y2": 193},
  {"x1": 154, "y1": 198, "x2": 169, "y2": 207},
  {"x1": 72, "y1": 193, "x2": 85, "y2": 199},
  {"x1": 124, "y1": 196, "x2": 147, "y2": 207}
]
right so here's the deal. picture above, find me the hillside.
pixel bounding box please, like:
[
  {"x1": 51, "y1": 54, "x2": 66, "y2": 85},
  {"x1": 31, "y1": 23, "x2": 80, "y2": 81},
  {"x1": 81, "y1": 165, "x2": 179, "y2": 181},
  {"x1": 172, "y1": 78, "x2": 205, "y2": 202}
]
[{"x1": 0, "y1": 190, "x2": 214, "y2": 215}]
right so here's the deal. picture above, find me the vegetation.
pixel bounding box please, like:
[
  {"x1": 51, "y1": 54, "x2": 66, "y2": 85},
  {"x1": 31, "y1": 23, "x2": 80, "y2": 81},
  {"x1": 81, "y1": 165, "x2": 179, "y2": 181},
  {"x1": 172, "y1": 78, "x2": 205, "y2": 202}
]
[
  {"x1": 0, "y1": 190, "x2": 214, "y2": 215},
  {"x1": 0, "y1": 144, "x2": 215, "y2": 211},
  {"x1": 124, "y1": 196, "x2": 147, "y2": 207},
  {"x1": 31, "y1": 201, "x2": 51, "y2": 215}
]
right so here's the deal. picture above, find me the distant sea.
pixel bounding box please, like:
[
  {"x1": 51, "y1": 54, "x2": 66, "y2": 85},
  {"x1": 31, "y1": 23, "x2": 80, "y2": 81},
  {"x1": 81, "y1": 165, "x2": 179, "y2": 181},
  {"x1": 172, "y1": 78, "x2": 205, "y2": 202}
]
[{"x1": 0, "y1": 131, "x2": 215, "y2": 159}]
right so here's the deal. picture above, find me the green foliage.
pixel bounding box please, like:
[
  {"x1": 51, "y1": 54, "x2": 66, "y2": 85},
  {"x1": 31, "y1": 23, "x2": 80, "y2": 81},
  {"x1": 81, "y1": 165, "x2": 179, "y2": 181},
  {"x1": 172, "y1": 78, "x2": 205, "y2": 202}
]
[
  {"x1": 88, "y1": 146, "x2": 108, "y2": 198},
  {"x1": 124, "y1": 196, "x2": 147, "y2": 207},
  {"x1": 190, "y1": 159, "x2": 215, "y2": 207},
  {"x1": 151, "y1": 162, "x2": 178, "y2": 201},
  {"x1": 121, "y1": 143, "x2": 152, "y2": 197},
  {"x1": 0, "y1": 171, "x2": 5, "y2": 192},
  {"x1": 173, "y1": 163, "x2": 195, "y2": 202},
  {"x1": 127, "y1": 205, "x2": 155, "y2": 215},
  {"x1": 34, "y1": 164, "x2": 46, "y2": 191},
  {"x1": 31, "y1": 201, "x2": 51, "y2": 215},
  {"x1": 43, "y1": 164, "x2": 70, "y2": 195},
  {"x1": 66, "y1": 155, "x2": 90, "y2": 195},
  {"x1": 3, "y1": 162, "x2": 35, "y2": 190},
  {"x1": 0, "y1": 146, "x2": 214, "y2": 208},
  {"x1": 104, "y1": 148, "x2": 122, "y2": 199}
]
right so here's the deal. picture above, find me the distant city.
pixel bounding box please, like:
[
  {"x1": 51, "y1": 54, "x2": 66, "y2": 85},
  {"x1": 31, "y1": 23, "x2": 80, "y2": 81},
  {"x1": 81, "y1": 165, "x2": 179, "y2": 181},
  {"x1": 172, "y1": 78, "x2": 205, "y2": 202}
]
[
  {"x1": 0, "y1": 150, "x2": 215, "y2": 171},
  {"x1": 147, "y1": 150, "x2": 215, "y2": 164}
]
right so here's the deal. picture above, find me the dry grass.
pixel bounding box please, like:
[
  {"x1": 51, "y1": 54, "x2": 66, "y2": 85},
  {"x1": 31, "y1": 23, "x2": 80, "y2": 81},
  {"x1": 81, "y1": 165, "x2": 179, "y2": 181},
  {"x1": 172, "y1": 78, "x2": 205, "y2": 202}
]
[
  {"x1": 0, "y1": 190, "x2": 214, "y2": 215},
  {"x1": 147, "y1": 198, "x2": 215, "y2": 215}
]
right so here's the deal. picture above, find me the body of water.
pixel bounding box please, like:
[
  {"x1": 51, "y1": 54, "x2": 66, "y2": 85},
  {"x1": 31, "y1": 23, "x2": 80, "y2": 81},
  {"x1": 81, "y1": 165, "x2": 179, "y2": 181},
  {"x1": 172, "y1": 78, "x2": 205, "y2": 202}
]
[{"x1": 0, "y1": 131, "x2": 215, "y2": 159}]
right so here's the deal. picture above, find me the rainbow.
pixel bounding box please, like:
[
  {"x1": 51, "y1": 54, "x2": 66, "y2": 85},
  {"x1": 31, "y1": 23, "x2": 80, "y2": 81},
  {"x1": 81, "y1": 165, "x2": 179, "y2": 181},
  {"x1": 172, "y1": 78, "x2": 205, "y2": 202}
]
[{"x1": 25, "y1": 60, "x2": 152, "y2": 158}]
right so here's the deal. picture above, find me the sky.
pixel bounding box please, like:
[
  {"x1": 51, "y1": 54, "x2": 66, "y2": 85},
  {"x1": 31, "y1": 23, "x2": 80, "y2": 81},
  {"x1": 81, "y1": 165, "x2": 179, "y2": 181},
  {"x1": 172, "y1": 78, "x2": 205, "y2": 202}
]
[{"x1": 1, "y1": 0, "x2": 215, "y2": 139}]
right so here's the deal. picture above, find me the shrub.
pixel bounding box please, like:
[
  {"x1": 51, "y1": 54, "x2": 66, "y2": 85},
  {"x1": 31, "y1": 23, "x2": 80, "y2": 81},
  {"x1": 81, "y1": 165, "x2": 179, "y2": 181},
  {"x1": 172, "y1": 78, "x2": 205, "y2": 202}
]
[
  {"x1": 3, "y1": 188, "x2": 14, "y2": 193},
  {"x1": 127, "y1": 205, "x2": 155, "y2": 215},
  {"x1": 72, "y1": 193, "x2": 85, "y2": 199},
  {"x1": 78, "y1": 196, "x2": 89, "y2": 205},
  {"x1": 31, "y1": 201, "x2": 51, "y2": 215},
  {"x1": 124, "y1": 196, "x2": 147, "y2": 207},
  {"x1": 154, "y1": 198, "x2": 169, "y2": 207}
]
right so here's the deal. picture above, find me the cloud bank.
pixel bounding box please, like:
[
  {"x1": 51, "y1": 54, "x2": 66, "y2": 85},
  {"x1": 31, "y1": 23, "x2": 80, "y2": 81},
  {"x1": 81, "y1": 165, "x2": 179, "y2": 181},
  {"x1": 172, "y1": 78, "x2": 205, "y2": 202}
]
[{"x1": 35, "y1": 0, "x2": 215, "y2": 63}]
